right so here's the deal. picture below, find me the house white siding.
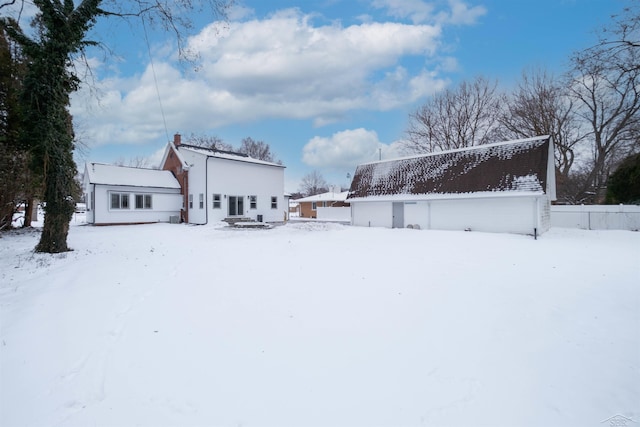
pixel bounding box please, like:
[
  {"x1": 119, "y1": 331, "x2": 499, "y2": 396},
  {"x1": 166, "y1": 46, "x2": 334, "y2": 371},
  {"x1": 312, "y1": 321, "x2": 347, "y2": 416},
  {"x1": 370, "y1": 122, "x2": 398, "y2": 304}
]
[
  {"x1": 207, "y1": 157, "x2": 285, "y2": 223},
  {"x1": 351, "y1": 195, "x2": 548, "y2": 235},
  {"x1": 351, "y1": 202, "x2": 392, "y2": 228},
  {"x1": 404, "y1": 202, "x2": 431, "y2": 229},
  {"x1": 84, "y1": 163, "x2": 182, "y2": 225},
  {"x1": 538, "y1": 197, "x2": 551, "y2": 233},
  {"x1": 89, "y1": 184, "x2": 182, "y2": 225},
  {"x1": 177, "y1": 147, "x2": 285, "y2": 224},
  {"x1": 179, "y1": 150, "x2": 208, "y2": 224},
  {"x1": 429, "y1": 196, "x2": 541, "y2": 234}
]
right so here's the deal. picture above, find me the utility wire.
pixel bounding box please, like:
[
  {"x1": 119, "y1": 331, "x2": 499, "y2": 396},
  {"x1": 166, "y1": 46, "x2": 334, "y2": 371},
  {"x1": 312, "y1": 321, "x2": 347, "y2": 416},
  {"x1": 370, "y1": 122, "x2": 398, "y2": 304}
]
[{"x1": 140, "y1": 14, "x2": 170, "y2": 143}]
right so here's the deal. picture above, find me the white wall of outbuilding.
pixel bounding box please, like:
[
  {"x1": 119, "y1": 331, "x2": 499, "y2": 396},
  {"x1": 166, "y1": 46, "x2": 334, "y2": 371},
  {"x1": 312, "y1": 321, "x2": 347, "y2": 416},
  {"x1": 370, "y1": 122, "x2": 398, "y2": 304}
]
[{"x1": 350, "y1": 195, "x2": 551, "y2": 235}]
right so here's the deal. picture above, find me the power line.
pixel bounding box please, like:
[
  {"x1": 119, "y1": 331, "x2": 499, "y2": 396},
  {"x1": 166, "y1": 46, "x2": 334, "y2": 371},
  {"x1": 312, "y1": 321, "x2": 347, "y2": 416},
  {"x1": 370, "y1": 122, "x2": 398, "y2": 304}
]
[{"x1": 140, "y1": 14, "x2": 170, "y2": 143}]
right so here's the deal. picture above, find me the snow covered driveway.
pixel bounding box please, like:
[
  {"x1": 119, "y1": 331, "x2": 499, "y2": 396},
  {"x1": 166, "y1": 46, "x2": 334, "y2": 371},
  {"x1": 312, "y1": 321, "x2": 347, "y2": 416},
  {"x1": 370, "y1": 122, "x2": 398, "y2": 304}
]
[{"x1": 1, "y1": 223, "x2": 639, "y2": 426}]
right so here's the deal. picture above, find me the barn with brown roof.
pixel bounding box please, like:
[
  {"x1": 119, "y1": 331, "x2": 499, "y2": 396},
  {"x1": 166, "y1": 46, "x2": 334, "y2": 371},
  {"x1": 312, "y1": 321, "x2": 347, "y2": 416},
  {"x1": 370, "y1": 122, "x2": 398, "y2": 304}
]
[{"x1": 346, "y1": 136, "x2": 556, "y2": 235}]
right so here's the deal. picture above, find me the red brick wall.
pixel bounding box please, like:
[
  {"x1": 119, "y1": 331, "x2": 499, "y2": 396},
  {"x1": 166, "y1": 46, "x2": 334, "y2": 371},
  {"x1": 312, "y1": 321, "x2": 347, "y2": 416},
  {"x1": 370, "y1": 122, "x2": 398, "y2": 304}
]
[
  {"x1": 162, "y1": 146, "x2": 189, "y2": 223},
  {"x1": 299, "y1": 202, "x2": 316, "y2": 218}
]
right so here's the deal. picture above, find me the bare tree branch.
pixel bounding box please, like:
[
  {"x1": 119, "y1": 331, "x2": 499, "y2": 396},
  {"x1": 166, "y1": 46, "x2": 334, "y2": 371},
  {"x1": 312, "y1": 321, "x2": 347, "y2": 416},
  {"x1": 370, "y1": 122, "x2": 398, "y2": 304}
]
[
  {"x1": 0, "y1": 0, "x2": 17, "y2": 10},
  {"x1": 404, "y1": 76, "x2": 506, "y2": 153}
]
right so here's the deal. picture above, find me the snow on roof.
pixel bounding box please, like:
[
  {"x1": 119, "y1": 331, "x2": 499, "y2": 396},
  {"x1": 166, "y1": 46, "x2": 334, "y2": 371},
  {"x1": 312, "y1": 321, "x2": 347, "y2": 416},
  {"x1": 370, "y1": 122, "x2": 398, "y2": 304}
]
[
  {"x1": 294, "y1": 191, "x2": 349, "y2": 203},
  {"x1": 348, "y1": 136, "x2": 552, "y2": 200},
  {"x1": 160, "y1": 141, "x2": 189, "y2": 170},
  {"x1": 85, "y1": 163, "x2": 181, "y2": 189},
  {"x1": 179, "y1": 144, "x2": 285, "y2": 168}
]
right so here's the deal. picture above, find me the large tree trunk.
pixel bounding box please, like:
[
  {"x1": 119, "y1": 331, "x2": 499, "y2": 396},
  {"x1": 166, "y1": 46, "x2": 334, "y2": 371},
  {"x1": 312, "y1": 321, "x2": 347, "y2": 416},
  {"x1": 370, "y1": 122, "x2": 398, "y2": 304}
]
[
  {"x1": 35, "y1": 149, "x2": 75, "y2": 253},
  {"x1": 23, "y1": 197, "x2": 33, "y2": 227},
  {"x1": 37, "y1": 210, "x2": 71, "y2": 252}
]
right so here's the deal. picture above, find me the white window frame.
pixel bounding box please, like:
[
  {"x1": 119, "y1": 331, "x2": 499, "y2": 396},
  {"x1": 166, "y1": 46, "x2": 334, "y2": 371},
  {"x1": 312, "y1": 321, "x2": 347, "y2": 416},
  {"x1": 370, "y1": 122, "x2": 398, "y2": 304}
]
[
  {"x1": 249, "y1": 195, "x2": 257, "y2": 209},
  {"x1": 213, "y1": 194, "x2": 221, "y2": 209},
  {"x1": 189, "y1": 194, "x2": 193, "y2": 209},
  {"x1": 312, "y1": 201, "x2": 317, "y2": 210},
  {"x1": 199, "y1": 193, "x2": 204, "y2": 209},
  {"x1": 110, "y1": 192, "x2": 129, "y2": 210},
  {"x1": 135, "y1": 194, "x2": 152, "y2": 209},
  {"x1": 271, "y1": 196, "x2": 278, "y2": 209}
]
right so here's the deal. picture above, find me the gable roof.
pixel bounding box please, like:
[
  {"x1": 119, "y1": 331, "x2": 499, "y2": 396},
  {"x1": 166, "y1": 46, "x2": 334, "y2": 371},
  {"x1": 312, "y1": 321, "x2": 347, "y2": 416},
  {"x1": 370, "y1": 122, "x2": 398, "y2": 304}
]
[
  {"x1": 294, "y1": 190, "x2": 349, "y2": 203},
  {"x1": 178, "y1": 144, "x2": 285, "y2": 168},
  {"x1": 347, "y1": 136, "x2": 554, "y2": 201},
  {"x1": 159, "y1": 141, "x2": 190, "y2": 171},
  {"x1": 85, "y1": 163, "x2": 181, "y2": 189}
]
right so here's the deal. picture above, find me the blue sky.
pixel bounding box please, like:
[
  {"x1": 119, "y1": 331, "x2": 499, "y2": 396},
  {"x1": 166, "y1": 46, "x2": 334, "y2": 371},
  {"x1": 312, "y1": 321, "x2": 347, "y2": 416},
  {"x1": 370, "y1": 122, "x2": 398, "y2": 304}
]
[{"x1": 10, "y1": 0, "x2": 627, "y2": 192}]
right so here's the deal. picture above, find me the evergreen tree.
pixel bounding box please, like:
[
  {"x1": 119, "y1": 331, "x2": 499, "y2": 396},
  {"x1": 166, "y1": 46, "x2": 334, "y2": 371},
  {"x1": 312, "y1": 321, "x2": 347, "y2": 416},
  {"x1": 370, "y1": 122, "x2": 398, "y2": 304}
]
[
  {"x1": 0, "y1": 28, "x2": 32, "y2": 231},
  {"x1": 606, "y1": 153, "x2": 640, "y2": 204},
  {"x1": 2, "y1": 1, "x2": 102, "y2": 252}
]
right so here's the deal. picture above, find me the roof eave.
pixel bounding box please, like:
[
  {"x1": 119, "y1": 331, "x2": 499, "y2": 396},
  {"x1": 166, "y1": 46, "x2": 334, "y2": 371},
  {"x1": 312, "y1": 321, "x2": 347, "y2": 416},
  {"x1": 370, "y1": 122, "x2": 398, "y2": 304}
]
[{"x1": 347, "y1": 191, "x2": 548, "y2": 202}]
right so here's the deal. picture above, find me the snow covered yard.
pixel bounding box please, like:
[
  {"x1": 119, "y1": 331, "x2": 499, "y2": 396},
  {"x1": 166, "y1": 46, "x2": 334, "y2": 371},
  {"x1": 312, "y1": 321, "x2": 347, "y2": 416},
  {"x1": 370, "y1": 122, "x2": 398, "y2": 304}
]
[{"x1": 0, "y1": 222, "x2": 638, "y2": 427}]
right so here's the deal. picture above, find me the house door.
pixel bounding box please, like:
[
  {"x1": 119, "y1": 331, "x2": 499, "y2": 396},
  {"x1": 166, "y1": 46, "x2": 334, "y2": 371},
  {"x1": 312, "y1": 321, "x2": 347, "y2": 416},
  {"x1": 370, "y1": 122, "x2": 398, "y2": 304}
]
[
  {"x1": 228, "y1": 196, "x2": 244, "y2": 216},
  {"x1": 392, "y1": 202, "x2": 404, "y2": 228}
]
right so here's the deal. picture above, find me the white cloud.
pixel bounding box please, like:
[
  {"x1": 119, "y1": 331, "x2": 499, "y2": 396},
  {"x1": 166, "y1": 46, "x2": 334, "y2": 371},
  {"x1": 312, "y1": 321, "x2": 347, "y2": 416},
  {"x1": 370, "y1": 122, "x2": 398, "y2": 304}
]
[
  {"x1": 71, "y1": 7, "x2": 467, "y2": 149},
  {"x1": 302, "y1": 128, "x2": 406, "y2": 169},
  {"x1": 146, "y1": 145, "x2": 168, "y2": 169},
  {"x1": 227, "y1": 4, "x2": 255, "y2": 21},
  {"x1": 371, "y1": 0, "x2": 436, "y2": 24},
  {"x1": 446, "y1": 0, "x2": 487, "y2": 25},
  {"x1": 372, "y1": 0, "x2": 486, "y2": 25}
]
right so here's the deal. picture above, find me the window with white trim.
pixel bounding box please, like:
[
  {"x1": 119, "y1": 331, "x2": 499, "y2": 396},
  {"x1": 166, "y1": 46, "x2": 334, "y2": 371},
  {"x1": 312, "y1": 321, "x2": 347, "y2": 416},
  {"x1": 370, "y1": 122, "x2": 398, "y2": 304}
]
[
  {"x1": 213, "y1": 194, "x2": 221, "y2": 209},
  {"x1": 271, "y1": 196, "x2": 277, "y2": 209},
  {"x1": 135, "y1": 194, "x2": 152, "y2": 209},
  {"x1": 189, "y1": 194, "x2": 193, "y2": 209},
  {"x1": 249, "y1": 195, "x2": 257, "y2": 209},
  {"x1": 312, "y1": 201, "x2": 317, "y2": 210},
  {"x1": 199, "y1": 193, "x2": 204, "y2": 209},
  {"x1": 110, "y1": 193, "x2": 129, "y2": 209}
]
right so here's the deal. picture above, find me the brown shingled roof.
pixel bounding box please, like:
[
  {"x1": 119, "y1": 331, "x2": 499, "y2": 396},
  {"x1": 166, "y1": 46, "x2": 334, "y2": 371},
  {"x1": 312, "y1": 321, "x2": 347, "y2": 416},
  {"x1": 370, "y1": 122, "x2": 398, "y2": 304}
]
[{"x1": 347, "y1": 136, "x2": 552, "y2": 199}]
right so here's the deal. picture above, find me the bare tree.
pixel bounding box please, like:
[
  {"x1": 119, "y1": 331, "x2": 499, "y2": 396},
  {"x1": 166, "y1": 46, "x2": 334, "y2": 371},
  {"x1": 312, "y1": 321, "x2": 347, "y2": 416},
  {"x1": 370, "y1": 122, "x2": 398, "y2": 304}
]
[
  {"x1": 583, "y1": 5, "x2": 640, "y2": 74},
  {"x1": 499, "y1": 69, "x2": 586, "y2": 178},
  {"x1": 405, "y1": 76, "x2": 506, "y2": 153},
  {"x1": 114, "y1": 155, "x2": 152, "y2": 168},
  {"x1": 299, "y1": 170, "x2": 328, "y2": 196},
  {"x1": 238, "y1": 137, "x2": 277, "y2": 162},
  {"x1": 185, "y1": 133, "x2": 233, "y2": 151},
  {"x1": 568, "y1": 5, "x2": 640, "y2": 202}
]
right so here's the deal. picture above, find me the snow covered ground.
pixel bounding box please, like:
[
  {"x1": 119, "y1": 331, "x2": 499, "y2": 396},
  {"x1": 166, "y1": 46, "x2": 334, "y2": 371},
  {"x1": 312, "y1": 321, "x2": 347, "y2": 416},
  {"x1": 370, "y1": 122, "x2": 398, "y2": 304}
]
[{"x1": 1, "y1": 218, "x2": 638, "y2": 427}]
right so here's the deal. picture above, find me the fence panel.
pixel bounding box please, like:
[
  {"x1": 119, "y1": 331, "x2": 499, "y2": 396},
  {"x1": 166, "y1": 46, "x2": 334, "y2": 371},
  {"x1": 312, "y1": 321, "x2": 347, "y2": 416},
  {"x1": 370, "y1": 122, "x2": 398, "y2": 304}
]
[{"x1": 550, "y1": 205, "x2": 640, "y2": 230}]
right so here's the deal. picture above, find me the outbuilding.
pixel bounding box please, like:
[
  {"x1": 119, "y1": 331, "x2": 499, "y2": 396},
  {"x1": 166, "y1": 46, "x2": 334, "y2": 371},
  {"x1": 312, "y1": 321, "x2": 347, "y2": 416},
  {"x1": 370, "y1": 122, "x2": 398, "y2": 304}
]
[
  {"x1": 84, "y1": 163, "x2": 183, "y2": 225},
  {"x1": 347, "y1": 136, "x2": 556, "y2": 236}
]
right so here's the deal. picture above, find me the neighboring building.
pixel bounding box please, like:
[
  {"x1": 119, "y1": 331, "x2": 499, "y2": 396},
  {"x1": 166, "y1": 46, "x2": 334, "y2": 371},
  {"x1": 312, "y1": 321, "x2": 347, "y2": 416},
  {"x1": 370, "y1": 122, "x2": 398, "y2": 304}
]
[
  {"x1": 294, "y1": 188, "x2": 350, "y2": 219},
  {"x1": 289, "y1": 199, "x2": 300, "y2": 217},
  {"x1": 347, "y1": 136, "x2": 556, "y2": 235},
  {"x1": 284, "y1": 193, "x2": 292, "y2": 221},
  {"x1": 160, "y1": 134, "x2": 286, "y2": 224},
  {"x1": 83, "y1": 163, "x2": 182, "y2": 225}
]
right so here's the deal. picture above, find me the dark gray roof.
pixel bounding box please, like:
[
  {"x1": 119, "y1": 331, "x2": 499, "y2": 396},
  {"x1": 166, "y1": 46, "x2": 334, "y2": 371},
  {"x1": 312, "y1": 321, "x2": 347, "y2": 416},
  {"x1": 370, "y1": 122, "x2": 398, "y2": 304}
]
[{"x1": 347, "y1": 136, "x2": 552, "y2": 200}]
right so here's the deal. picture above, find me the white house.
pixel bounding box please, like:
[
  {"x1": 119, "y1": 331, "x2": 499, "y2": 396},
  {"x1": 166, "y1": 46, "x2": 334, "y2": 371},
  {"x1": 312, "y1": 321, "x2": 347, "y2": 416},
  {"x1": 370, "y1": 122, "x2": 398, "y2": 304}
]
[
  {"x1": 347, "y1": 136, "x2": 556, "y2": 236},
  {"x1": 160, "y1": 134, "x2": 286, "y2": 224},
  {"x1": 294, "y1": 187, "x2": 351, "y2": 221},
  {"x1": 83, "y1": 163, "x2": 183, "y2": 225}
]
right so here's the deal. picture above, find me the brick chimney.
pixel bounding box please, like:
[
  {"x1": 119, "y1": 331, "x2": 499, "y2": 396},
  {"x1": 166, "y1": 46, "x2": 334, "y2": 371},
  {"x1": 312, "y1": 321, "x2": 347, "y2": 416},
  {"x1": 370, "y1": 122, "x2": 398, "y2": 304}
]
[{"x1": 173, "y1": 133, "x2": 181, "y2": 146}]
